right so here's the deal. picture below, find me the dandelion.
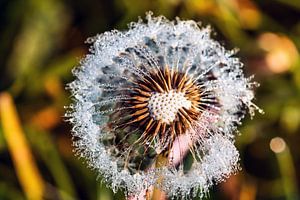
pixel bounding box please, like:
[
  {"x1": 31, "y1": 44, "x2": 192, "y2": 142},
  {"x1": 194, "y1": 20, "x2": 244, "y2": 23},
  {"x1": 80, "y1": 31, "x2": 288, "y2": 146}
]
[{"x1": 66, "y1": 12, "x2": 262, "y2": 199}]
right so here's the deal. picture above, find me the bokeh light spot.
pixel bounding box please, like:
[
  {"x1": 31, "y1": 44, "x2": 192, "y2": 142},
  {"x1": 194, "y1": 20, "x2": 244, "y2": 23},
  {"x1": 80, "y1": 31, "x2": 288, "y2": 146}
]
[{"x1": 270, "y1": 137, "x2": 286, "y2": 153}]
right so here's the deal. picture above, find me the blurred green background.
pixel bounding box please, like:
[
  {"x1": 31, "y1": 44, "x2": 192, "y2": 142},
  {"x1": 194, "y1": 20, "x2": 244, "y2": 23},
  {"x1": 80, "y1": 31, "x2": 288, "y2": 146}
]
[{"x1": 0, "y1": 0, "x2": 300, "y2": 199}]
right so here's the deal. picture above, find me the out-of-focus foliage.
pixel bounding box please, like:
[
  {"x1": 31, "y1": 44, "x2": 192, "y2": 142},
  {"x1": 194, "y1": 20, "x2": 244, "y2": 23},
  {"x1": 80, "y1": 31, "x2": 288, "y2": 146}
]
[{"x1": 0, "y1": 0, "x2": 299, "y2": 199}]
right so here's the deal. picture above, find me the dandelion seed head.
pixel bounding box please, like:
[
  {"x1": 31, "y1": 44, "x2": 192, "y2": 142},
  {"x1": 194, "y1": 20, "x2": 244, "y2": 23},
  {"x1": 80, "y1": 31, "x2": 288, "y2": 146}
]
[{"x1": 67, "y1": 12, "x2": 260, "y2": 198}]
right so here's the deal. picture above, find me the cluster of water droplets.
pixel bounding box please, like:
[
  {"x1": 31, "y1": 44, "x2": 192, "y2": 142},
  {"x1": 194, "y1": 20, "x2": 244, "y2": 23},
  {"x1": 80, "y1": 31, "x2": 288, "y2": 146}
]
[{"x1": 67, "y1": 12, "x2": 260, "y2": 198}]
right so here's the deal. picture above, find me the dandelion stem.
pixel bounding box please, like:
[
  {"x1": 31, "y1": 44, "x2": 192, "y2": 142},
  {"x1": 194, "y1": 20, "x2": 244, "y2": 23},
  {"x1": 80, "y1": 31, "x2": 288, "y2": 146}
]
[{"x1": 152, "y1": 153, "x2": 168, "y2": 200}]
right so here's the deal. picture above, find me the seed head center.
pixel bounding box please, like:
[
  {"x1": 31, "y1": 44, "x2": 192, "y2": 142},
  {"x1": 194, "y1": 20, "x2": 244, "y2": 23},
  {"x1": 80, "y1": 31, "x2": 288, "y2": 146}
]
[{"x1": 147, "y1": 90, "x2": 192, "y2": 124}]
